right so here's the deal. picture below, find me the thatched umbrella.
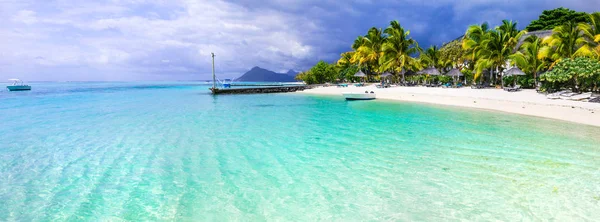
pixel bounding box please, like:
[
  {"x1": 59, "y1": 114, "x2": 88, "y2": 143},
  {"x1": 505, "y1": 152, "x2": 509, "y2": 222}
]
[
  {"x1": 445, "y1": 68, "x2": 463, "y2": 86},
  {"x1": 418, "y1": 67, "x2": 441, "y2": 85},
  {"x1": 354, "y1": 70, "x2": 366, "y2": 84},
  {"x1": 445, "y1": 68, "x2": 463, "y2": 77},
  {"x1": 504, "y1": 67, "x2": 526, "y2": 76},
  {"x1": 398, "y1": 69, "x2": 417, "y2": 84},
  {"x1": 380, "y1": 72, "x2": 392, "y2": 78},
  {"x1": 380, "y1": 72, "x2": 392, "y2": 87},
  {"x1": 354, "y1": 70, "x2": 366, "y2": 77},
  {"x1": 504, "y1": 67, "x2": 526, "y2": 87}
]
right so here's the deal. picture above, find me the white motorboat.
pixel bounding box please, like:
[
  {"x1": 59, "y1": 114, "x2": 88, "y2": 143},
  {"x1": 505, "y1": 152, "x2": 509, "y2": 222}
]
[
  {"x1": 6, "y1": 79, "x2": 31, "y2": 91},
  {"x1": 342, "y1": 91, "x2": 376, "y2": 100}
]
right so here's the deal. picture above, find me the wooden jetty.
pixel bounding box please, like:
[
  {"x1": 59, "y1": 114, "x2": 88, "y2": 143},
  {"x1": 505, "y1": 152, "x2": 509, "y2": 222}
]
[
  {"x1": 208, "y1": 52, "x2": 309, "y2": 94},
  {"x1": 210, "y1": 85, "x2": 310, "y2": 94}
]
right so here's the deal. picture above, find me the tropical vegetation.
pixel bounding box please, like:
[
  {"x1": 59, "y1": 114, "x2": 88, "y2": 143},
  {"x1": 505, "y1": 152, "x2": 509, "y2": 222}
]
[
  {"x1": 299, "y1": 8, "x2": 600, "y2": 92},
  {"x1": 295, "y1": 61, "x2": 337, "y2": 84},
  {"x1": 526, "y1": 7, "x2": 589, "y2": 31},
  {"x1": 541, "y1": 57, "x2": 600, "y2": 92}
]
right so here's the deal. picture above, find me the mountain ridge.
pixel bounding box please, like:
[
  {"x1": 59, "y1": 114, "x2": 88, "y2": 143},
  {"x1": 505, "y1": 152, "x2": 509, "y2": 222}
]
[{"x1": 235, "y1": 67, "x2": 298, "y2": 82}]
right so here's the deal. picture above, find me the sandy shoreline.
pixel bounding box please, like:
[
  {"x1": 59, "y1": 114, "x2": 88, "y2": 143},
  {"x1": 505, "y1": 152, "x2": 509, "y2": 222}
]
[{"x1": 297, "y1": 85, "x2": 600, "y2": 127}]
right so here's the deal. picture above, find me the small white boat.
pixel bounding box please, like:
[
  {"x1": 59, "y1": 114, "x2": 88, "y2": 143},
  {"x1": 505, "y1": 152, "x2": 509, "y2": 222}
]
[
  {"x1": 342, "y1": 91, "x2": 376, "y2": 100},
  {"x1": 6, "y1": 79, "x2": 31, "y2": 91}
]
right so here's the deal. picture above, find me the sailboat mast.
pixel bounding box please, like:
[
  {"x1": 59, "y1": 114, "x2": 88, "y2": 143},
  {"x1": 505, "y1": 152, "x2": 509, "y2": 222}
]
[{"x1": 211, "y1": 52, "x2": 216, "y2": 89}]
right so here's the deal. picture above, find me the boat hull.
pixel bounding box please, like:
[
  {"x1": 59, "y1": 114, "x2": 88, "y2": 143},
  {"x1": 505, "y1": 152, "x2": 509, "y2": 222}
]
[
  {"x1": 7, "y1": 85, "x2": 31, "y2": 91},
  {"x1": 343, "y1": 92, "x2": 376, "y2": 100}
]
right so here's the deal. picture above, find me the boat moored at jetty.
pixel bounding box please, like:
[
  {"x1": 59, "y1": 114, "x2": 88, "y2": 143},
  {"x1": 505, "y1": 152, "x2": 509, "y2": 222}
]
[
  {"x1": 343, "y1": 91, "x2": 376, "y2": 100},
  {"x1": 6, "y1": 79, "x2": 31, "y2": 91}
]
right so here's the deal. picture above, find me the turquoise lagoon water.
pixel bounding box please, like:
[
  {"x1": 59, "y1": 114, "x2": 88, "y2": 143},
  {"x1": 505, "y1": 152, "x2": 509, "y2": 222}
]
[{"x1": 1, "y1": 82, "x2": 599, "y2": 221}]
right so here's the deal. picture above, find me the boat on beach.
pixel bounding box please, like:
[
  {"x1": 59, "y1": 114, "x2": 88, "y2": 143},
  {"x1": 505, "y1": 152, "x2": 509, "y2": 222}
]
[
  {"x1": 6, "y1": 79, "x2": 31, "y2": 91},
  {"x1": 343, "y1": 91, "x2": 376, "y2": 100}
]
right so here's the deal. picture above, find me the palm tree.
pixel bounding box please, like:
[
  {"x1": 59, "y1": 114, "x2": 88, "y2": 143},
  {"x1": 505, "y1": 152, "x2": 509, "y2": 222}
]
[
  {"x1": 509, "y1": 35, "x2": 545, "y2": 86},
  {"x1": 351, "y1": 27, "x2": 386, "y2": 78},
  {"x1": 463, "y1": 23, "x2": 489, "y2": 60},
  {"x1": 579, "y1": 12, "x2": 600, "y2": 60},
  {"x1": 462, "y1": 22, "x2": 490, "y2": 82},
  {"x1": 352, "y1": 36, "x2": 365, "y2": 50},
  {"x1": 541, "y1": 21, "x2": 588, "y2": 62},
  {"x1": 473, "y1": 20, "x2": 525, "y2": 87},
  {"x1": 337, "y1": 51, "x2": 354, "y2": 68},
  {"x1": 379, "y1": 20, "x2": 421, "y2": 82},
  {"x1": 420, "y1": 45, "x2": 441, "y2": 70}
]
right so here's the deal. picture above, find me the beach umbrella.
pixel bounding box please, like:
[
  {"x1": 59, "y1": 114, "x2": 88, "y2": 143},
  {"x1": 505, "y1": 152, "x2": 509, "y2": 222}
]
[
  {"x1": 380, "y1": 72, "x2": 392, "y2": 78},
  {"x1": 417, "y1": 67, "x2": 440, "y2": 85},
  {"x1": 504, "y1": 67, "x2": 526, "y2": 76},
  {"x1": 503, "y1": 67, "x2": 526, "y2": 87},
  {"x1": 380, "y1": 72, "x2": 392, "y2": 87},
  {"x1": 354, "y1": 70, "x2": 366, "y2": 83},
  {"x1": 445, "y1": 68, "x2": 463, "y2": 86},
  {"x1": 445, "y1": 68, "x2": 463, "y2": 77},
  {"x1": 354, "y1": 70, "x2": 366, "y2": 77}
]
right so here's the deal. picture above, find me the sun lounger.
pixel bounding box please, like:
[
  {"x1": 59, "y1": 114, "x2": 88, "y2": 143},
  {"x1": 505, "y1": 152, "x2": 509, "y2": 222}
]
[
  {"x1": 471, "y1": 84, "x2": 486, "y2": 89},
  {"x1": 505, "y1": 85, "x2": 521, "y2": 92},
  {"x1": 337, "y1": 83, "x2": 348, "y2": 87},
  {"x1": 546, "y1": 90, "x2": 570, "y2": 99},
  {"x1": 566, "y1": 92, "x2": 592, "y2": 101},
  {"x1": 559, "y1": 92, "x2": 578, "y2": 100}
]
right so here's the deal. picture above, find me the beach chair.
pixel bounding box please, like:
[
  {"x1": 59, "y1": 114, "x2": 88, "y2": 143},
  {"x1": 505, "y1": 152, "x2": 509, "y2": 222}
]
[
  {"x1": 505, "y1": 85, "x2": 521, "y2": 92},
  {"x1": 471, "y1": 84, "x2": 484, "y2": 89}
]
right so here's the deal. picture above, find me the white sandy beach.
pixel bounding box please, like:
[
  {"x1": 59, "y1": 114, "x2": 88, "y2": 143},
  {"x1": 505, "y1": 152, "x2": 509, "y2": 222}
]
[{"x1": 298, "y1": 85, "x2": 600, "y2": 127}]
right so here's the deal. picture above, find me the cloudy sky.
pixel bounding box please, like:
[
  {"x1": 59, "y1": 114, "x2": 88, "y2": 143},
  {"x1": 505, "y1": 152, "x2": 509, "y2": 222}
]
[{"x1": 0, "y1": 0, "x2": 597, "y2": 81}]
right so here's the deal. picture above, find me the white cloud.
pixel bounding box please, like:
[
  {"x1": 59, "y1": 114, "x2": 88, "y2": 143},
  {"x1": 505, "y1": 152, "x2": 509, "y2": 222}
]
[
  {"x1": 1, "y1": 0, "x2": 598, "y2": 81},
  {"x1": 12, "y1": 10, "x2": 38, "y2": 24},
  {"x1": 0, "y1": 0, "x2": 324, "y2": 80}
]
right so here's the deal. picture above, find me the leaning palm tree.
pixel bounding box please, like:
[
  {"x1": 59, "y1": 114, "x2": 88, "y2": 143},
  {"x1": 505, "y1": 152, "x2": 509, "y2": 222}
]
[
  {"x1": 509, "y1": 35, "x2": 545, "y2": 85},
  {"x1": 578, "y1": 12, "x2": 600, "y2": 60},
  {"x1": 420, "y1": 45, "x2": 441, "y2": 70},
  {"x1": 474, "y1": 20, "x2": 526, "y2": 87},
  {"x1": 352, "y1": 36, "x2": 365, "y2": 50},
  {"x1": 462, "y1": 22, "x2": 490, "y2": 82},
  {"x1": 337, "y1": 51, "x2": 354, "y2": 68},
  {"x1": 379, "y1": 20, "x2": 421, "y2": 82},
  {"x1": 541, "y1": 21, "x2": 589, "y2": 63},
  {"x1": 462, "y1": 22, "x2": 489, "y2": 61},
  {"x1": 351, "y1": 27, "x2": 386, "y2": 76}
]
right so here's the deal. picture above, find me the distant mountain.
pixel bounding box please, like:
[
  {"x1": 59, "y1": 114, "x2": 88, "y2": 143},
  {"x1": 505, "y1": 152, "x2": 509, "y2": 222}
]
[
  {"x1": 285, "y1": 69, "x2": 298, "y2": 76},
  {"x1": 235, "y1": 67, "x2": 298, "y2": 82}
]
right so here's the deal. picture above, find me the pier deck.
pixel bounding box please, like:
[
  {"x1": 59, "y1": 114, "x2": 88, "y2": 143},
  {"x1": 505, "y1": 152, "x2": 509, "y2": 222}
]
[{"x1": 210, "y1": 85, "x2": 310, "y2": 94}]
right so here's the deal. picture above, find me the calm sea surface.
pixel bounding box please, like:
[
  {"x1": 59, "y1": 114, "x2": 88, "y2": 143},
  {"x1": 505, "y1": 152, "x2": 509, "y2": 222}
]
[{"x1": 1, "y1": 82, "x2": 599, "y2": 221}]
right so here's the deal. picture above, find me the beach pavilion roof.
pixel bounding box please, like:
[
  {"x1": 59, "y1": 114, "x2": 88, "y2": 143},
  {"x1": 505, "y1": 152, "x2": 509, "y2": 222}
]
[
  {"x1": 504, "y1": 67, "x2": 526, "y2": 76},
  {"x1": 445, "y1": 68, "x2": 463, "y2": 77},
  {"x1": 380, "y1": 72, "x2": 393, "y2": 78},
  {"x1": 354, "y1": 70, "x2": 366, "y2": 77}
]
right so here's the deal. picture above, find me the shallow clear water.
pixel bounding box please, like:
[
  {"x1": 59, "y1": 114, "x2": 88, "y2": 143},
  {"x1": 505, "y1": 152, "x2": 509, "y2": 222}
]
[{"x1": 1, "y1": 82, "x2": 599, "y2": 221}]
